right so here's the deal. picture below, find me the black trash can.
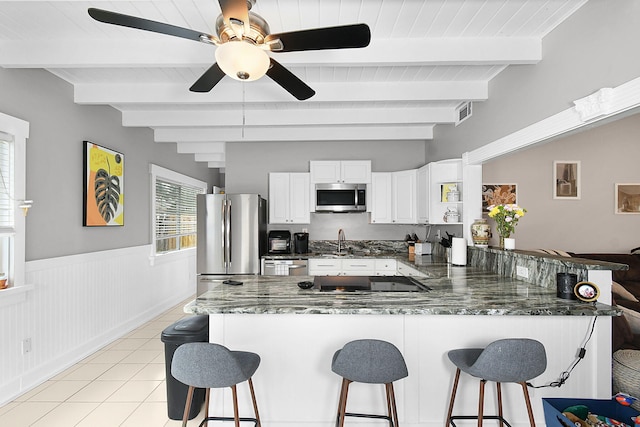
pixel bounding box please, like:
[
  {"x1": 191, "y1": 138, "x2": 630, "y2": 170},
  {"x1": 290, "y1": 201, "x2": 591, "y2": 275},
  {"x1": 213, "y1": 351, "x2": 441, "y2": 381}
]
[{"x1": 160, "y1": 314, "x2": 209, "y2": 420}]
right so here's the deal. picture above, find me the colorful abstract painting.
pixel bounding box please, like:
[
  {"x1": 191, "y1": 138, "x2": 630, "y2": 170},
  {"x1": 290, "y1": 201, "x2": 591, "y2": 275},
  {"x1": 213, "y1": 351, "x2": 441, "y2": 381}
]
[
  {"x1": 83, "y1": 141, "x2": 124, "y2": 226},
  {"x1": 481, "y1": 184, "x2": 517, "y2": 212}
]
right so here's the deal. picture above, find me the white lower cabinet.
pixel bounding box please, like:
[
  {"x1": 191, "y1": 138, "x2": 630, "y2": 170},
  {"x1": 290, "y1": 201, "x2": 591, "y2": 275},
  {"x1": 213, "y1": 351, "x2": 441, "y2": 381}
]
[
  {"x1": 341, "y1": 259, "x2": 376, "y2": 275},
  {"x1": 374, "y1": 259, "x2": 397, "y2": 275},
  {"x1": 309, "y1": 258, "x2": 405, "y2": 276},
  {"x1": 308, "y1": 259, "x2": 342, "y2": 275}
]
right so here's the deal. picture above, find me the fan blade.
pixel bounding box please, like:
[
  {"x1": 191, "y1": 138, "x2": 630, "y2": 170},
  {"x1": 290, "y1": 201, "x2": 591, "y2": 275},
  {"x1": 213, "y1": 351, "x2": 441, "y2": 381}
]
[
  {"x1": 218, "y1": 0, "x2": 250, "y2": 38},
  {"x1": 265, "y1": 24, "x2": 370, "y2": 52},
  {"x1": 88, "y1": 8, "x2": 215, "y2": 43},
  {"x1": 266, "y1": 59, "x2": 315, "y2": 101},
  {"x1": 190, "y1": 64, "x2": 226, "y2": 93}
]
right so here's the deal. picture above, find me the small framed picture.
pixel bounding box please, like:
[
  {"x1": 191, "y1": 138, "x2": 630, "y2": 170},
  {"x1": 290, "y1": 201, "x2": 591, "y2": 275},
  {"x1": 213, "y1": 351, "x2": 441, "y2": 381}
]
[
  {"x1": 481, "y1": 184, "x2": 517, "y2": 211},
  {"x1": 615, "y1": 183, "x2": 640, "y2": 214},
  {"x1": 553, "y1": 161, "x2": 580, "y2": 200}
]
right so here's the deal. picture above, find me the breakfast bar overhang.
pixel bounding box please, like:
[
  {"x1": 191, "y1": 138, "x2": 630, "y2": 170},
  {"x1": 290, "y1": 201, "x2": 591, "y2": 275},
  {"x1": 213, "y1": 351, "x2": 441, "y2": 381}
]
[{"x1": 186, "y1": 253, "x2": 622, "y2": 427}]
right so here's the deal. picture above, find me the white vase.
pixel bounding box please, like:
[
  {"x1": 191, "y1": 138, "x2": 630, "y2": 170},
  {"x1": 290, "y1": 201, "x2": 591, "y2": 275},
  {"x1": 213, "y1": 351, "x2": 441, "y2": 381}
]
[{"x1": 503, "y1": 237, "x2": 516, "y2": 250}]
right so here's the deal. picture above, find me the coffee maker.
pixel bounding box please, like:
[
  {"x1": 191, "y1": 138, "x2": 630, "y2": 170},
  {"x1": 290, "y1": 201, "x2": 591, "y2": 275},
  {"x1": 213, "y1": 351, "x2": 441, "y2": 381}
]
[{"x1": 293, "y1": 232, "x2": 309, "y2": 254}]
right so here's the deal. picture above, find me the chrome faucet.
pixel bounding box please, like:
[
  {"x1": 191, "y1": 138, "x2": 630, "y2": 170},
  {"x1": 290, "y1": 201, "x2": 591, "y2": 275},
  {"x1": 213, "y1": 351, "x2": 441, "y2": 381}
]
[{"x1": 337, "y1": 228, "x2": 346, "y2": 253}]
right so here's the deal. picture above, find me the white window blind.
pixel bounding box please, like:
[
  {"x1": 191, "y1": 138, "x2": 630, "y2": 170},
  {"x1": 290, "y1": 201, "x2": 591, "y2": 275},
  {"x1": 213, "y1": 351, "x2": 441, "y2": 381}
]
[
  {"x1": 0, "y1": 138, "x2": 14, "y2": 232},
  {"x1": 155, "y1": 178, "x2": 202, "y2": 254}
]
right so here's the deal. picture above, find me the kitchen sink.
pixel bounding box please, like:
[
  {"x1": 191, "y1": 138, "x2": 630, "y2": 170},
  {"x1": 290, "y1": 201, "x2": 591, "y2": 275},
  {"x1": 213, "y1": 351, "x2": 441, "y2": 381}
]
[
  {"x1": 314, "y1": 275, "x2": 431, "y2": 292},
  {"x1": 319, "y1": 252, "x2": 350, "y2": 257}
]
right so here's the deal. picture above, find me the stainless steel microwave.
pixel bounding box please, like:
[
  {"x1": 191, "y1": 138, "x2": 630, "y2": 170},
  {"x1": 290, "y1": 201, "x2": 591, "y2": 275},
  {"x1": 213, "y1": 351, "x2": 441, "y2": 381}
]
[{"x1": 315, "y1": 183, "x2": 366, "y2": 213}]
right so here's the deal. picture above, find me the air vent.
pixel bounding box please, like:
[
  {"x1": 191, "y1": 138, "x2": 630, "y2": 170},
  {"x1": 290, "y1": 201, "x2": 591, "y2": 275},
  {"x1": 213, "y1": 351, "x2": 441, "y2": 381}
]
[{"x1": 455, "y1": 102, "x2": 472, "y2": 126}]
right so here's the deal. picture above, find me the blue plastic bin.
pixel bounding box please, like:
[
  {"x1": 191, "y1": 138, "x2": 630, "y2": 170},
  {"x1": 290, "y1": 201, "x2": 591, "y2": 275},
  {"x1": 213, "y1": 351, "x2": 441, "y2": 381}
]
[{"x1": 543, "y1": 398, "x2": 639, "y2": 427}]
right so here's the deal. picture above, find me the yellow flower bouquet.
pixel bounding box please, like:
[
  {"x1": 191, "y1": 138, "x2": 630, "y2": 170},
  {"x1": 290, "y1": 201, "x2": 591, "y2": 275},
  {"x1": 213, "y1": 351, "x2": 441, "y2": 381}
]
[{"x1": 487, "y1": 204, "x2": 526, "y2": 238}]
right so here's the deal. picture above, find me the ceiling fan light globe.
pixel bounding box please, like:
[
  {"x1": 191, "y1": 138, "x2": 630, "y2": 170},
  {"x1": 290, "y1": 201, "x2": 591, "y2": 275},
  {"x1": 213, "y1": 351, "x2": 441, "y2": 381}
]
[{"x1": 215, "y1": 41, "x2": 270, "y2": 82}]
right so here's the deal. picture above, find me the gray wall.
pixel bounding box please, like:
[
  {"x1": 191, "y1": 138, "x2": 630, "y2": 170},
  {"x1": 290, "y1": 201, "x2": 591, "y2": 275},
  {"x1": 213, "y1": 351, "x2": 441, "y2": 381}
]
[
  {"x1": 225, "y1": 140, "x2": 428, "y2": 196},
  {"x1": 5, "y1": 0, "x2": 640, "y2": 256},
  {"x1": 0, "y1": 68, "x2": 217, "y2": 261},
  {"x1": 483, "y1": 112, "x2": 640, "y2": 253},
  {"x1": 427, "y1": 0, "x2": 640, "y2": 254},
  {"x1": 225, "y1": 140, "x2": 434, "y2": 241},
  {"x1": 430, "y1": 0, "x2": 640, "y2": 161}
]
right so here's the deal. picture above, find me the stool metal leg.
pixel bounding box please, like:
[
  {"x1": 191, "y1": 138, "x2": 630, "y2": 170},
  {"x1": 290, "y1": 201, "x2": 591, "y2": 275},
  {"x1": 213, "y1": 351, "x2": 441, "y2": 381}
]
[
  {"x1": 182, "y1": 386, "x2": 195, "y2": 427},
  {"x1": 231, "y1": 384, "x2": 240, "y2": 427},
  {"x1": 446, "y1": 368, "x2": 461, "y2": 427},
  {"x1": 336, "y1": 378, "x2": 350, "y2": 427},
  {"x1": 248, "y1": 378, "x2": 261, "y2": 427},
  {"x1": 385, "y1": 383, "x2": 393, "y2": 426},
  {"x1": 199, "y1": 384, "x2": 260, "y2": 427},
  {"x1": 204, "y1": 388, "x2": 211, "y2": 427},
  {"x1": 447, "y1": 373, "x2": 517, "y2": 427},
  {"x1": 520, "y1": 382, "x2": 536, "y2": 427},
  {"x1": 335, "y1": 377, "x2": 400, "y2": 426},
  {"x1": 496, "y1": 383, "x2": 504, "y2": 427},
  {"x1": 386, "y1": 382, "x2": 399, "y2": 427},
  {"x1": 478, "y1": 380, "x2": 486, "y2": 427}
]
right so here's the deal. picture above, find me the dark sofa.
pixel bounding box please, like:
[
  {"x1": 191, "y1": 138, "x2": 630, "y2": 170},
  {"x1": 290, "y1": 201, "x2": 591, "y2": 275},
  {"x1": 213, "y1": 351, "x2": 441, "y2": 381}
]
[{"x1": 571, "y1": 252, "x2": 640, "y2": 351}]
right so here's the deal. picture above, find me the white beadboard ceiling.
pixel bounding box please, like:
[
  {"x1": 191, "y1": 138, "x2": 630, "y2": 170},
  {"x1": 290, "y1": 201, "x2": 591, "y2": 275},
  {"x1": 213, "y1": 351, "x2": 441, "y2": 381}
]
[{"x1": 0, "y1": 0, "x2": 588, "y2": 169}]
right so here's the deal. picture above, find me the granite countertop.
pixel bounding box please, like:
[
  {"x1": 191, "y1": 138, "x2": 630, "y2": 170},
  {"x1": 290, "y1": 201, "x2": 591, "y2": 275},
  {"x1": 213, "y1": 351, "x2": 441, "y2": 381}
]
[
  {"x1": 189, "y1": 256, "x2": 620, "y2": 316},
  {"x1": 262, "y1": 252, "x2": 390, "y2": 260},
  {"x1": 264, "y1": 247, "x2": 629, "y2": 271}
]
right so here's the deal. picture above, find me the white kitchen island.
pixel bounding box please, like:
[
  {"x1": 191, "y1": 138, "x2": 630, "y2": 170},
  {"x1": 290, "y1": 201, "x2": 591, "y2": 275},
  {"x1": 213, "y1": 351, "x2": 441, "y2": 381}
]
[{"x1": 186, "y1": 254, "x2": 622, "y2": 427}]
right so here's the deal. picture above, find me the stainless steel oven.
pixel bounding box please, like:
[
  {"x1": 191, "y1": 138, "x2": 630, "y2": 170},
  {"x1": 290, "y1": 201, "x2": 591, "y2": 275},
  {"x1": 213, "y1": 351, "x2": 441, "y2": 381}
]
[{"x1": 263, "y1": 259, "x2": 309, "y2": 276}]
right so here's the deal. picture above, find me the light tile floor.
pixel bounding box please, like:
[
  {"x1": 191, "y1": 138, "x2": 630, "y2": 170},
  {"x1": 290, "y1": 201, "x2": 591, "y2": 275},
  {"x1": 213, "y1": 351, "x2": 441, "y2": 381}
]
[{"x1": 0, "y1": 296, "x2": 208, "y2": 427}]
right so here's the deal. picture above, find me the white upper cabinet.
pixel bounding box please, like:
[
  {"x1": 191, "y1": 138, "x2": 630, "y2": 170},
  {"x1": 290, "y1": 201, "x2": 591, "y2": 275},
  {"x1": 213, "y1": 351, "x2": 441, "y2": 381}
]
[
  {"x1": 370, "y1": 169, "x2": 417, "y2": 224},
  {"x1": 417, "y1": 164, "x2": 430, "y2": 223},
  {"x1": 268, "y1": 172, "x2": 310, "y2": 224},
  {"x1": 393, "y1": 169, "x2": 417, "y2": 224},
  {"x1": 370, "y1": 172, "x2": 393, "y2": 223},
  {"x1": 310, "y1": 160, "x2": 371, "y2": 184}
]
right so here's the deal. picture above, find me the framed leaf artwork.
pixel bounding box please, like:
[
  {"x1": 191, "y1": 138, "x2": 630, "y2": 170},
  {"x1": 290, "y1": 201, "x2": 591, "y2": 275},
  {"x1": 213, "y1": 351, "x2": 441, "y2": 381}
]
[{"x1": 83, "y1": 141, "x2": 124, "y2": 226}]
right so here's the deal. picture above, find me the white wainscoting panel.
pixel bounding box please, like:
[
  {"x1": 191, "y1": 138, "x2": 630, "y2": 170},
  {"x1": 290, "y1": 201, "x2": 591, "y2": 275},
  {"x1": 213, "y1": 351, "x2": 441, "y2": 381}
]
[{"x1": 0, "y1": 245, "x2": 196, "y2": 405}]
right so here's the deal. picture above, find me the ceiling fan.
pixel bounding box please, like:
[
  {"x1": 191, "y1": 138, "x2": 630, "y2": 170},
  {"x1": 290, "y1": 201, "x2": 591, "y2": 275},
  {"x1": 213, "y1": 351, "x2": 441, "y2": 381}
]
[{"x1": 88, "y1": 0, "x2": 371, "y2": 100}]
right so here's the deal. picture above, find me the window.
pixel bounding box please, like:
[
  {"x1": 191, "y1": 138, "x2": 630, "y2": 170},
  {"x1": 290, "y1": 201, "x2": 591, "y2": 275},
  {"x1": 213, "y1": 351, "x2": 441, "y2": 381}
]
[
  {"x1": 0, "y1": 112, "x2": 28, "y2": 292},
  {"x1": 150, "y1": 165, "x2": 207, "y2": 256},
  {"x1": 0, "y1": 135, "x2": 14, "y2": 283}
]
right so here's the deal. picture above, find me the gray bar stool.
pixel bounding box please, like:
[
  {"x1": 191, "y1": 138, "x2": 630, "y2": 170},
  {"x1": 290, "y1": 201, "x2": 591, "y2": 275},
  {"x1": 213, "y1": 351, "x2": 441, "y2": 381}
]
[
  {"x1": 331, "y1": 339, "x2": 408, "y2": 427},
  {"x1": 445, "y1": 338, "x2": 547, "y2": 427},
  {"x1": 171, "y1": 342, "x2": 261, "y2": 427}
]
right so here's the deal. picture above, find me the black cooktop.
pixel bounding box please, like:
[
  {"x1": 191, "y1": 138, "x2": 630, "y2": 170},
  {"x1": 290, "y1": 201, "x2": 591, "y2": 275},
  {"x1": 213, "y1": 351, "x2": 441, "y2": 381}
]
[{"x1": 313, "y1": 276, "x2": 431, "y2": 292}]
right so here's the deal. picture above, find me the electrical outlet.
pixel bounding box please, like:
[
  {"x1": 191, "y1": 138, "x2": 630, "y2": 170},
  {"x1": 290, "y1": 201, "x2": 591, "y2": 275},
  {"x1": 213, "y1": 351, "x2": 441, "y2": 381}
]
[
  {"x1": 22, "y1": 338, "x2": 32, "y2": 354},
  {"x1": 516, "y1": 266, "x2": 529, "y2": 279}
]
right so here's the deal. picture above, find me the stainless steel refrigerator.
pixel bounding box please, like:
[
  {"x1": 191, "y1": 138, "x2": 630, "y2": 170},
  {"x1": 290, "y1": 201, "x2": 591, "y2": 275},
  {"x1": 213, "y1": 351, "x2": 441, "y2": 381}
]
[{"x1": 197, "y1": 193, "x2": 267, "y2": 276}]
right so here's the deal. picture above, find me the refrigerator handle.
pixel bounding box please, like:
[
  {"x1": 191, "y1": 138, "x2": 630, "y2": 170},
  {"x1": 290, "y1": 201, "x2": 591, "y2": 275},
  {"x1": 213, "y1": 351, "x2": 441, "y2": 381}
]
[
  {"x1": 226, "y1": 199, "x2": 232, "y2": 266},
  {"x1": 221, "y1": 199, "x2": 227, "y2": 267}
]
